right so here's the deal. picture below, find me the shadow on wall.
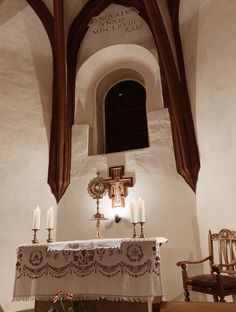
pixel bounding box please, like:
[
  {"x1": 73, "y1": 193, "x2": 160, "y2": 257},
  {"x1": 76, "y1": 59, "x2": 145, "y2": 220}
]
[
  {"x1": 0, "y1": 1, "x2": 27, "y2": 27},
  {"x1": 0, "y1": 305, "x2": 3, "y2": 312}
]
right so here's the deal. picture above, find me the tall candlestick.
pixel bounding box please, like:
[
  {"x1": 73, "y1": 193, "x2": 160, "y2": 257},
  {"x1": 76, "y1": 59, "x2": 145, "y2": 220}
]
[
  {"x1": 138, "y1": 198, "x2": 145, "y2": 223},
  {"x1": 32, "y1": 229, "x2": 39, "y2": 244},
  {"x1": 46, "y1": 228, "x2": 53, "y2": 243},
  {"x1": 32, "y1": 206, "x2": 41, "y2": 230},
  {"x1": 130, "y1": 201, "x2": 138, "y2": 224},
  {"x1": 46, "y1": 206, "x2": 54, "y2": 229},
  {"x1": 131, "y1": 223, "x2": 137, "y2": 238},
  {"x1": 139, "y1": 222, "x2": 146, "y2": 238}
]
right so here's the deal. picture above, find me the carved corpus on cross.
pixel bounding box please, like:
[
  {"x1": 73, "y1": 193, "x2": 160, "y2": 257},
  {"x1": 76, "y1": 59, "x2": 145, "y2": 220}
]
[{"x1": 105, "y1": 166, "x2": 133, "y2": 208}]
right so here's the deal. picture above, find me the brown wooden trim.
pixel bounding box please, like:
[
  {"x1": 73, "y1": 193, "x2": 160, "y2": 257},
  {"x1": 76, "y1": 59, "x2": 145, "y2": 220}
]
[
  {"x1": 67, "y1": 0, "x2": 200, "y2": 191},
  {"x1": 167, "y1": 0, "x2": 201, "y2": 190},
  {"x1": 143, "y1": 0, "x2": 200, "y2": 191},
  {"x1": 47, "y1": 0, "x2": 71, "y2": 202},
  {"x1": 27, "y1": 0, "x2": 71, "y2": 202},
  {"x1": 27, "y1": 0, "x2": 200, "y2": 200},
  {"x1": 167, "y1": 0, "x2": 193, "y2": 110},
  {"x1": 26, "y1": 0, "x2": 54, "y2": 50}
]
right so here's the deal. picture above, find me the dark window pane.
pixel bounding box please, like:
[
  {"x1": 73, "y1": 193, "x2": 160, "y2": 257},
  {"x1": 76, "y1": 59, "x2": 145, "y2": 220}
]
[{"x1": 105, "y1": 80, "x2": 149, "y2": 153}]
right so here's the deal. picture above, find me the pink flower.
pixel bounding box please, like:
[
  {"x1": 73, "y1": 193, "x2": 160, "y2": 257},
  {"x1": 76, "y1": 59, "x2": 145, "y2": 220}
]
[
  {"x1": 66, "y1": 292, "x2": 73, "y2": 301},
  {"x1": 53, "y1": 294, "x2": 60, "y2": 303},
  {"x1": 53, "y1": 289, "x2": 62, "y2": 303}
]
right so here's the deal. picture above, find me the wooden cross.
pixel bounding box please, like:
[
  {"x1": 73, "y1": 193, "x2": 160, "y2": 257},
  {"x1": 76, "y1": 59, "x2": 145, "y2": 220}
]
[{"x1": 105, "y1": 166, "x2": 133, "y2": 208}]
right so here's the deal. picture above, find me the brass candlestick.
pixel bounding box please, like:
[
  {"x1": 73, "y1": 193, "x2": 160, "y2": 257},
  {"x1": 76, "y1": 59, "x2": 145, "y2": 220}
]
[
  {"x1": 90, "y1": 199, "x2": 108, "y2": 239},
  {"x1": 46, "y1": 228, "x2": 53, "y2": 243},
  {"x1": 90, "y1": 215, "x2": 108, "y2": 239},
  {"x1": 95, "y1": 218, "x2": 104, "y2": 239},
  {"x1": 32, "y1": 229, "x2": 39, "y2": 244},
  {"x1": 131, "y1": 223, "x2": 137, "y2": 238},
  {"x1": 139, "y1": 222, "x2": 147, "y2": 238}
]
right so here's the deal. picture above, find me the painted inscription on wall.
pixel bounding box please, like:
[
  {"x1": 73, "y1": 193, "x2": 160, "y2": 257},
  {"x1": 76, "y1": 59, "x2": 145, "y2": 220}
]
[
  {"x1": 78, "y1": 4, "x2": 155, "y2": 67},
  {"x1": 89, "y1": 7, "x2": 143, "y2": 35}
]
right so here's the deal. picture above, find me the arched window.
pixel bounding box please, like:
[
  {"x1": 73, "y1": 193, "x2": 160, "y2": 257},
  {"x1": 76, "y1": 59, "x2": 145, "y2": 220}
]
[{"x1": 105, "y1": 80, "x2": 149, "y2": 153}]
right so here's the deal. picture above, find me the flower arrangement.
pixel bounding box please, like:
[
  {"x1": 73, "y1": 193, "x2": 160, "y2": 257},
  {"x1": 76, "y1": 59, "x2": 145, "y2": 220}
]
[{"x1": 48, "y1": 289, "x2": 79, "y2": 312}]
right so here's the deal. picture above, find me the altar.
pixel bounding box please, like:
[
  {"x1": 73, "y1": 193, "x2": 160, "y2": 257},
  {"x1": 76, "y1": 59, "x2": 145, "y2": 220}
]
[{"x1": 13, "y1": 237, "x2": 167, "y2": 311}]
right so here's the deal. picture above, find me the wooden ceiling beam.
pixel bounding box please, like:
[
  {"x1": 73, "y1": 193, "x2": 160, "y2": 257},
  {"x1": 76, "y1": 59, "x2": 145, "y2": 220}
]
[
  {"x1": 27, "y1": 0, "x2": 200, "y2": 201},
  {"x1": 28, "y1": 0, "x2": 71, "y2": 202},
  {"x1": 68, "y1": 0, "x2": 200, "y2": 191},
  {"x1": 143, "y1": 0, "x2": 200, "y2": 191},
  {"x1": 26, "y1": 0, "x2": 54, "y2": 50},
  {"x1": 47, "y1": 0, "x2": 71, "y2": 202}
]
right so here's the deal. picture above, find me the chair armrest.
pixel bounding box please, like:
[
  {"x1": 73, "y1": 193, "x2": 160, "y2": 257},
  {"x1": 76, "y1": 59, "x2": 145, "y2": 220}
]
[
  {"x1": 212, "y1": 258, "x2": 236, "y2": 274},
  {"x1": 221, "y1": 258, "x2": 236, "y2": 267},
  {"x1": 177, "y1": 256, "x2": 211, "y2": 267}
]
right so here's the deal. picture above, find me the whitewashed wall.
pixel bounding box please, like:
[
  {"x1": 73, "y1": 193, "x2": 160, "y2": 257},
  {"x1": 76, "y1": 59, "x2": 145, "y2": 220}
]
[
  {"x1": 4, "y1": 0, "x2": 236, "y2": 309},
  {"x1": 0, "y1": 1, "x2": 56, "y2": 311},
  {"x1": 57, "y1": 108, "x2": 199, "y2": 301},
  {"x1": 57, "y1": 37, "x2": 201, "y2": 300},
  {"x1": 180, "y1": 0, "x2": 236, "y2": 294}
]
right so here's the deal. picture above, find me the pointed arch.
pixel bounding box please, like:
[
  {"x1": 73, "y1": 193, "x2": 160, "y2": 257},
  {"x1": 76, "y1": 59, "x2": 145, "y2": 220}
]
[{"x1": 68, "y1": 0, "x2": 200, "y2": 192}]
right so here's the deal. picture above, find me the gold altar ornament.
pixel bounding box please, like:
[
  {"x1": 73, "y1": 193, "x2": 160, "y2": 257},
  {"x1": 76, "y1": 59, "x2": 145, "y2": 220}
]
[{"x1": 88, "y1": 172, "x2": 108, "y2": 238}]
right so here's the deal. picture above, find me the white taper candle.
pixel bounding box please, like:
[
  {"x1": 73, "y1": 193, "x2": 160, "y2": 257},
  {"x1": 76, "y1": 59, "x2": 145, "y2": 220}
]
[
  {"x1": 32, "y1": 206, "x2": 41, "y2": 230},
  {"x1": 130, "y1": 201, "x2": 138, "y2": 223},
  {"x1": 46, "y1": 206, "x2": 54, "y2": 229},
  {"x1": 138, "y1": 198, "x2": 145, "y2": 222}
]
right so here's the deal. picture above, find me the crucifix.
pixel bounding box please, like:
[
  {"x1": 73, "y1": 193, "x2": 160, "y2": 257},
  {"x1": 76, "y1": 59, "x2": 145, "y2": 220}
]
[{"x1": 105, "y1": 166, "x2": 133, "y2": 208}]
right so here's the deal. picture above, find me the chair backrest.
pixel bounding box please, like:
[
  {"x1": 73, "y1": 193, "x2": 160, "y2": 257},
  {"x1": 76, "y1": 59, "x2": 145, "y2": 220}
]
[{"x1": 208, "y1": 229, "x2": 236, "y2": 273}]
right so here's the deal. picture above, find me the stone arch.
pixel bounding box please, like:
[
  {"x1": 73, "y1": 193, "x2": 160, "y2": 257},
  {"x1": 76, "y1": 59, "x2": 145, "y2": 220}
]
[{"x1": 74, "y1": 44, "x2": 163, "y2": 155}]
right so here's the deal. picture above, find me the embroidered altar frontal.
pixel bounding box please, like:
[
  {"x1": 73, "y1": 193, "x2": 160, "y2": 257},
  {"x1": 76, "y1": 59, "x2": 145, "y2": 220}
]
[{"x1": 13, "y1": 238, "x2": 166, "y2": 302}]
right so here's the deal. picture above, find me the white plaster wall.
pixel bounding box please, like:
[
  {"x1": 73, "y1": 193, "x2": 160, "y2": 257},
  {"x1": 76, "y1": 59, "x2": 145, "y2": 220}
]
[
  {"x1": 57, "y1": 39, "x2": 201, "y2": 300},
  {"x1": 180, "y1": 0, "x2": 236, "y2": 289},
  {"x1": 58, "y1": 107, "x2": 200, "y2": 301},
  {"x1": 0, "y1": 1, "x2": 56, "y2": 311},
  {"x1": 2, "y1": 0, "x2": 228, "y2": 308},
  {"x1": 75, "y1": 44, "x2": 163, "y2": 155}
]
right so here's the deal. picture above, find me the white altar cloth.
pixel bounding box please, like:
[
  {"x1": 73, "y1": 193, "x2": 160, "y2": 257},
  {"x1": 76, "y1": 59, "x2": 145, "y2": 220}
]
[{"x1": 13, "y1": 237, "x2": 167, "y2": 303}]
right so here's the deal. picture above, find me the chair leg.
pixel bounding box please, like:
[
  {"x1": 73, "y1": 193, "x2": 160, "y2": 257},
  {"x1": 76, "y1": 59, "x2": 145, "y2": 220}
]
[
  {"x1": 152, "y1": 302, "x2": 161, "y2": 312},
  {"x1": 184, "y1": 289, "x2": 190, "y2": 302},
  {"x1": 213, "y1": 295, "x2": 219, "y2": 302}
]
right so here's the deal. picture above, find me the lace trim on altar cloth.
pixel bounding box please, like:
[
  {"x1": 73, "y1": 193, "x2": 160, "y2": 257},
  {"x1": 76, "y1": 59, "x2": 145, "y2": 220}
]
[
  {"x1": 46, "y1": 237, "x2": 168, "y2": 252},
  {"x1": 16, "y1": 237, "x2": 168, "y2": 253},
  {"x1": 47, "y1": 238, "x2": 123, "y2": 251},
  {"x1": 12, "y1": 293, "x2": 159, "y2": 303}
]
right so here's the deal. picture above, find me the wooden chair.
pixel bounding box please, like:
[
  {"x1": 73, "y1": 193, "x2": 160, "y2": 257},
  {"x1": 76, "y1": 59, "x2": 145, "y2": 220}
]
[{"x1": 177, "y1": 229, "x2": 236, "y2": 302}]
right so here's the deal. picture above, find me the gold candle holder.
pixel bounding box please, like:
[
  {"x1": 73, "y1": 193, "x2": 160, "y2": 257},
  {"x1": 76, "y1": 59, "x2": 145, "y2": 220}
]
[
  {"x1": 90, "y1": 213, "x2": 108, "y2": 239},
  {"x1": 32, "y1": 229, "x2": 39, "y2": 244},
  {"x1": 139, "y1": 222, "x2": 147, "y2": 238},
  {"x1": 46, "y1": 228, "x2": 53, "y2": 243},
  {"x1": 131, "y1": 223, "x2": 137, "y2": 238},
  {"x1": 89, "y1": 193, "x2": 108, "y2": 239},
  {"x1": 95, "y1": 218, "x2": 103, "y2": 239}
]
